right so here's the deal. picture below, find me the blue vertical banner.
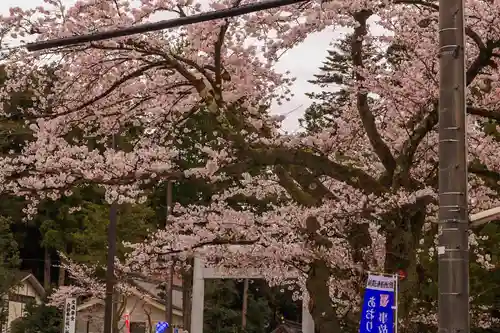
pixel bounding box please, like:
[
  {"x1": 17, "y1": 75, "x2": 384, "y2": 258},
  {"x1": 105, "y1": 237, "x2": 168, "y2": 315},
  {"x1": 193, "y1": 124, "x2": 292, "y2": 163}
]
[{"x1": 359, "y1": 274, "x2": 396, "y2": 333}]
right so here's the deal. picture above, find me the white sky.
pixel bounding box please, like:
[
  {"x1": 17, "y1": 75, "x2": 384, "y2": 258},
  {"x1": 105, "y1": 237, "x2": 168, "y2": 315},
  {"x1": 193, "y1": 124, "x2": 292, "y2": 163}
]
[{"x1": 0, "y1": 0, "x2": 344, "y2": 132}]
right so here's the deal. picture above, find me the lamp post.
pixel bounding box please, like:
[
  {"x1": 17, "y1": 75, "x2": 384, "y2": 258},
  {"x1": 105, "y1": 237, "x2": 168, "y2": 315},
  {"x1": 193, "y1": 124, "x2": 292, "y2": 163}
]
[{"x1": 470, "y1": 206, "x2": 500, "y2": 228}]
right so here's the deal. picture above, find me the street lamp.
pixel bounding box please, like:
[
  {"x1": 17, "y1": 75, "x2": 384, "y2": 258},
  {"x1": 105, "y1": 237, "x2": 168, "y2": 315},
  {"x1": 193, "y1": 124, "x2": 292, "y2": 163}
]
[{"x1": 470, "y1": 206, "x2": 500, "y2": 228}]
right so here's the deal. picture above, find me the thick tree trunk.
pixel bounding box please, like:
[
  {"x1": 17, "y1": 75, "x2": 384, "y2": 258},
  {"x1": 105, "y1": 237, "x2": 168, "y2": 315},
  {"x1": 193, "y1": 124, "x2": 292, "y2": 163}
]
[
  {"x1": 44, "y1": 247, "x2": 51, "y2": 290},
  {"x1": 306, "y1": 259, "x2": 341, "y2": 333},
  {"x1": 384, "y1": 201, "x2": 428, "y2": 333},
  {"x1": 182, "y1": 263, "x2": 193, "y2": 331}
]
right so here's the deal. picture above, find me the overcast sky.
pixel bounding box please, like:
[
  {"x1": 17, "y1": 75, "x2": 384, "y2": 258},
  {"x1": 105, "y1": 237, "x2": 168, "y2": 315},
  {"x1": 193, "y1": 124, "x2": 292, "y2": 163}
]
[{"x1": 0, "y1": 0, "x2": 344, "y2": 132}]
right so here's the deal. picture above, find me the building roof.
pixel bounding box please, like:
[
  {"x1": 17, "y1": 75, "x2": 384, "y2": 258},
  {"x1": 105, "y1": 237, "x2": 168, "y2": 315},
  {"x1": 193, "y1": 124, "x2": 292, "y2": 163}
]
[
  {"x1": 129, "y1": 278, "x2": 183, "y2": 311},
  {"x1": 16, "y1": 271, "x2": 46, "y2": 298},
  {"x1": 77, "y1": 277, "x2": 183, "y2": 317}
]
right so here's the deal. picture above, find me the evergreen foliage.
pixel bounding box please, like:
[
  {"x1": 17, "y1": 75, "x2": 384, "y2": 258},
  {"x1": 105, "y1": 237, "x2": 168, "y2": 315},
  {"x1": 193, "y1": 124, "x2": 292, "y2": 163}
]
[
  {"x1": 10, "y1": 302, "x2": 62, "y2": 333},
  {"x1": 301, "y1": 33, "x2": 379, "y2": 134},
  {"x1": 203, "y1": 279, "x2": 301, "y2": 333}
]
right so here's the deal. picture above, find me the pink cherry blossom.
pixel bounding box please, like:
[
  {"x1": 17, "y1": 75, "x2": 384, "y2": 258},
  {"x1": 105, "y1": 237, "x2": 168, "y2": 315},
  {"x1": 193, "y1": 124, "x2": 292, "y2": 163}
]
[{"x1": 0, "y1": 0, "x2": 498, "y2": 331}]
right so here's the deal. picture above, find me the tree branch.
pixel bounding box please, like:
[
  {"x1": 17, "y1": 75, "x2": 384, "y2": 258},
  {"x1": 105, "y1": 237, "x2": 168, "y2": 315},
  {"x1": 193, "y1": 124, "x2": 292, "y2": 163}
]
[
  {"x1": 396, "y1": 40, "x2": 498, "y2": 183},
  {"x1": 239, "y1": 147, "x2": 386, "y2": 194},
  {"x1": 288, "y1": 165, "x2": 337, "y2": 201},
  {"x1": 274, "y1": 165, "x2": 317, "y2": 206},
  {"x1": 213, "y1": 1, "x2": 241, "y2": 92},
  {"x1": 467, "y1": 106, "x2": 500, "y2": 121},
  {"x1": 395, "y1": 102, "x2": 438, "y2": 187},
  {"x1": 393, "y1": 0, "x2": 438, "y2": 10},
  {"x1": 351, "y1": 11, "x2": 397, "y2": 177},
  {"x1": 154, "y1": 237, "x2": 259, "y2": 256}
]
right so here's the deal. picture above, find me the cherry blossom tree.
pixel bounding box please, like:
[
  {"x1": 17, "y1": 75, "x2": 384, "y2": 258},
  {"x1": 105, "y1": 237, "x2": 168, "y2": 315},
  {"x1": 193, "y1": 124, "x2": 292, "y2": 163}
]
[{"x1": 0, "y1": 0, "x2": 500, "y2": 332}]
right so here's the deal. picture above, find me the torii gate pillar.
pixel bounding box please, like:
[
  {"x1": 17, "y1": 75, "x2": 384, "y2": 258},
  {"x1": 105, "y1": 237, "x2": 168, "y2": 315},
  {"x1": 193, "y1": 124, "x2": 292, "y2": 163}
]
[{"x1": 190, "y1": 256, "x2": 314, "y2": 333}]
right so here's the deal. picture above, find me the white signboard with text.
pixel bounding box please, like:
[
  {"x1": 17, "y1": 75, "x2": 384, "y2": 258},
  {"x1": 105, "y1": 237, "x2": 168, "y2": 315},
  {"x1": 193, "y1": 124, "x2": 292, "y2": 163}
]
[{"x1": 63, "y1": 298, "x2": 77, "y2": 333}]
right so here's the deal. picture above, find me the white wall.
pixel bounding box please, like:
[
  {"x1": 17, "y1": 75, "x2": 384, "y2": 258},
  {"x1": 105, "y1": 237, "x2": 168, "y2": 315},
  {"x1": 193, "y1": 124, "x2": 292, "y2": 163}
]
[{"x1": 7, "y1": 279, "x2": 42, "y2": 328}]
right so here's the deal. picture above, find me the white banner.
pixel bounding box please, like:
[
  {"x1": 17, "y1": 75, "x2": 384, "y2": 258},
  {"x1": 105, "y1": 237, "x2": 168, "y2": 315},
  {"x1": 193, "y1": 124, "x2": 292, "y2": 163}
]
[
  {"x1": 366, "y1": 274, "x2": 396, "y2": 291},
  {"x1": 63, "y1": 298, "x2": 77, "y2": 333}
]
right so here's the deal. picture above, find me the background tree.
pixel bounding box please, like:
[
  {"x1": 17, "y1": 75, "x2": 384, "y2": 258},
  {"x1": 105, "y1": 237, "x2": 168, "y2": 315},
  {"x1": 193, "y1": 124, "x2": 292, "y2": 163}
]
[
  {"x1": 0, "y1": 215, "x2": 21, "y2": 330},
  {"x1": 203, "y1": 279, "x2": 300, "y2": 333},
  {"x1": 10, "y1": 301, "x2": 62, "y2": 333},
  {"x1": 301, "y1": 32, "x2": 379, "y2": 134}
]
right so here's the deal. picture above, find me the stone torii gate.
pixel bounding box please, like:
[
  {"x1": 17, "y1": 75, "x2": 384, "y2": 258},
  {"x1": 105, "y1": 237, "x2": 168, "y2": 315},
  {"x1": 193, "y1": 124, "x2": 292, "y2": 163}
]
[{"x1": 190, "y1": 256, "x2": 315, "y2": 333}]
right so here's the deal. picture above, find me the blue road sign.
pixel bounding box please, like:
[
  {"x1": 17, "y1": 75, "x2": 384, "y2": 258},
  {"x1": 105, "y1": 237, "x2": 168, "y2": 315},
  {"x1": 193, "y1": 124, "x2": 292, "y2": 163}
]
[{"x1": 359, "y1": 274, "x2": 396, "y2": 333}]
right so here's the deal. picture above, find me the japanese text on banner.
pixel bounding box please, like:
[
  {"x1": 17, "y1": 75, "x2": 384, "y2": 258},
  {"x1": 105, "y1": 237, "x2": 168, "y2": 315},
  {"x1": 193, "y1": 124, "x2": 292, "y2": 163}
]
[{"x1": 359, "y1": 274, "x2": 396, "y2": 333}]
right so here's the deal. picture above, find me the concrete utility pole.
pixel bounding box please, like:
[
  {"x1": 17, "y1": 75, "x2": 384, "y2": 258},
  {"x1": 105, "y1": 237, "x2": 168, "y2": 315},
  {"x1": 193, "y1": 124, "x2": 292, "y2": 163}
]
[
  {"x1": 438, "y1": 0, "x2": 469, "y2": 333},
  {"x1": 164, "y1": 181, "x2": 174, "y2": 332}
]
